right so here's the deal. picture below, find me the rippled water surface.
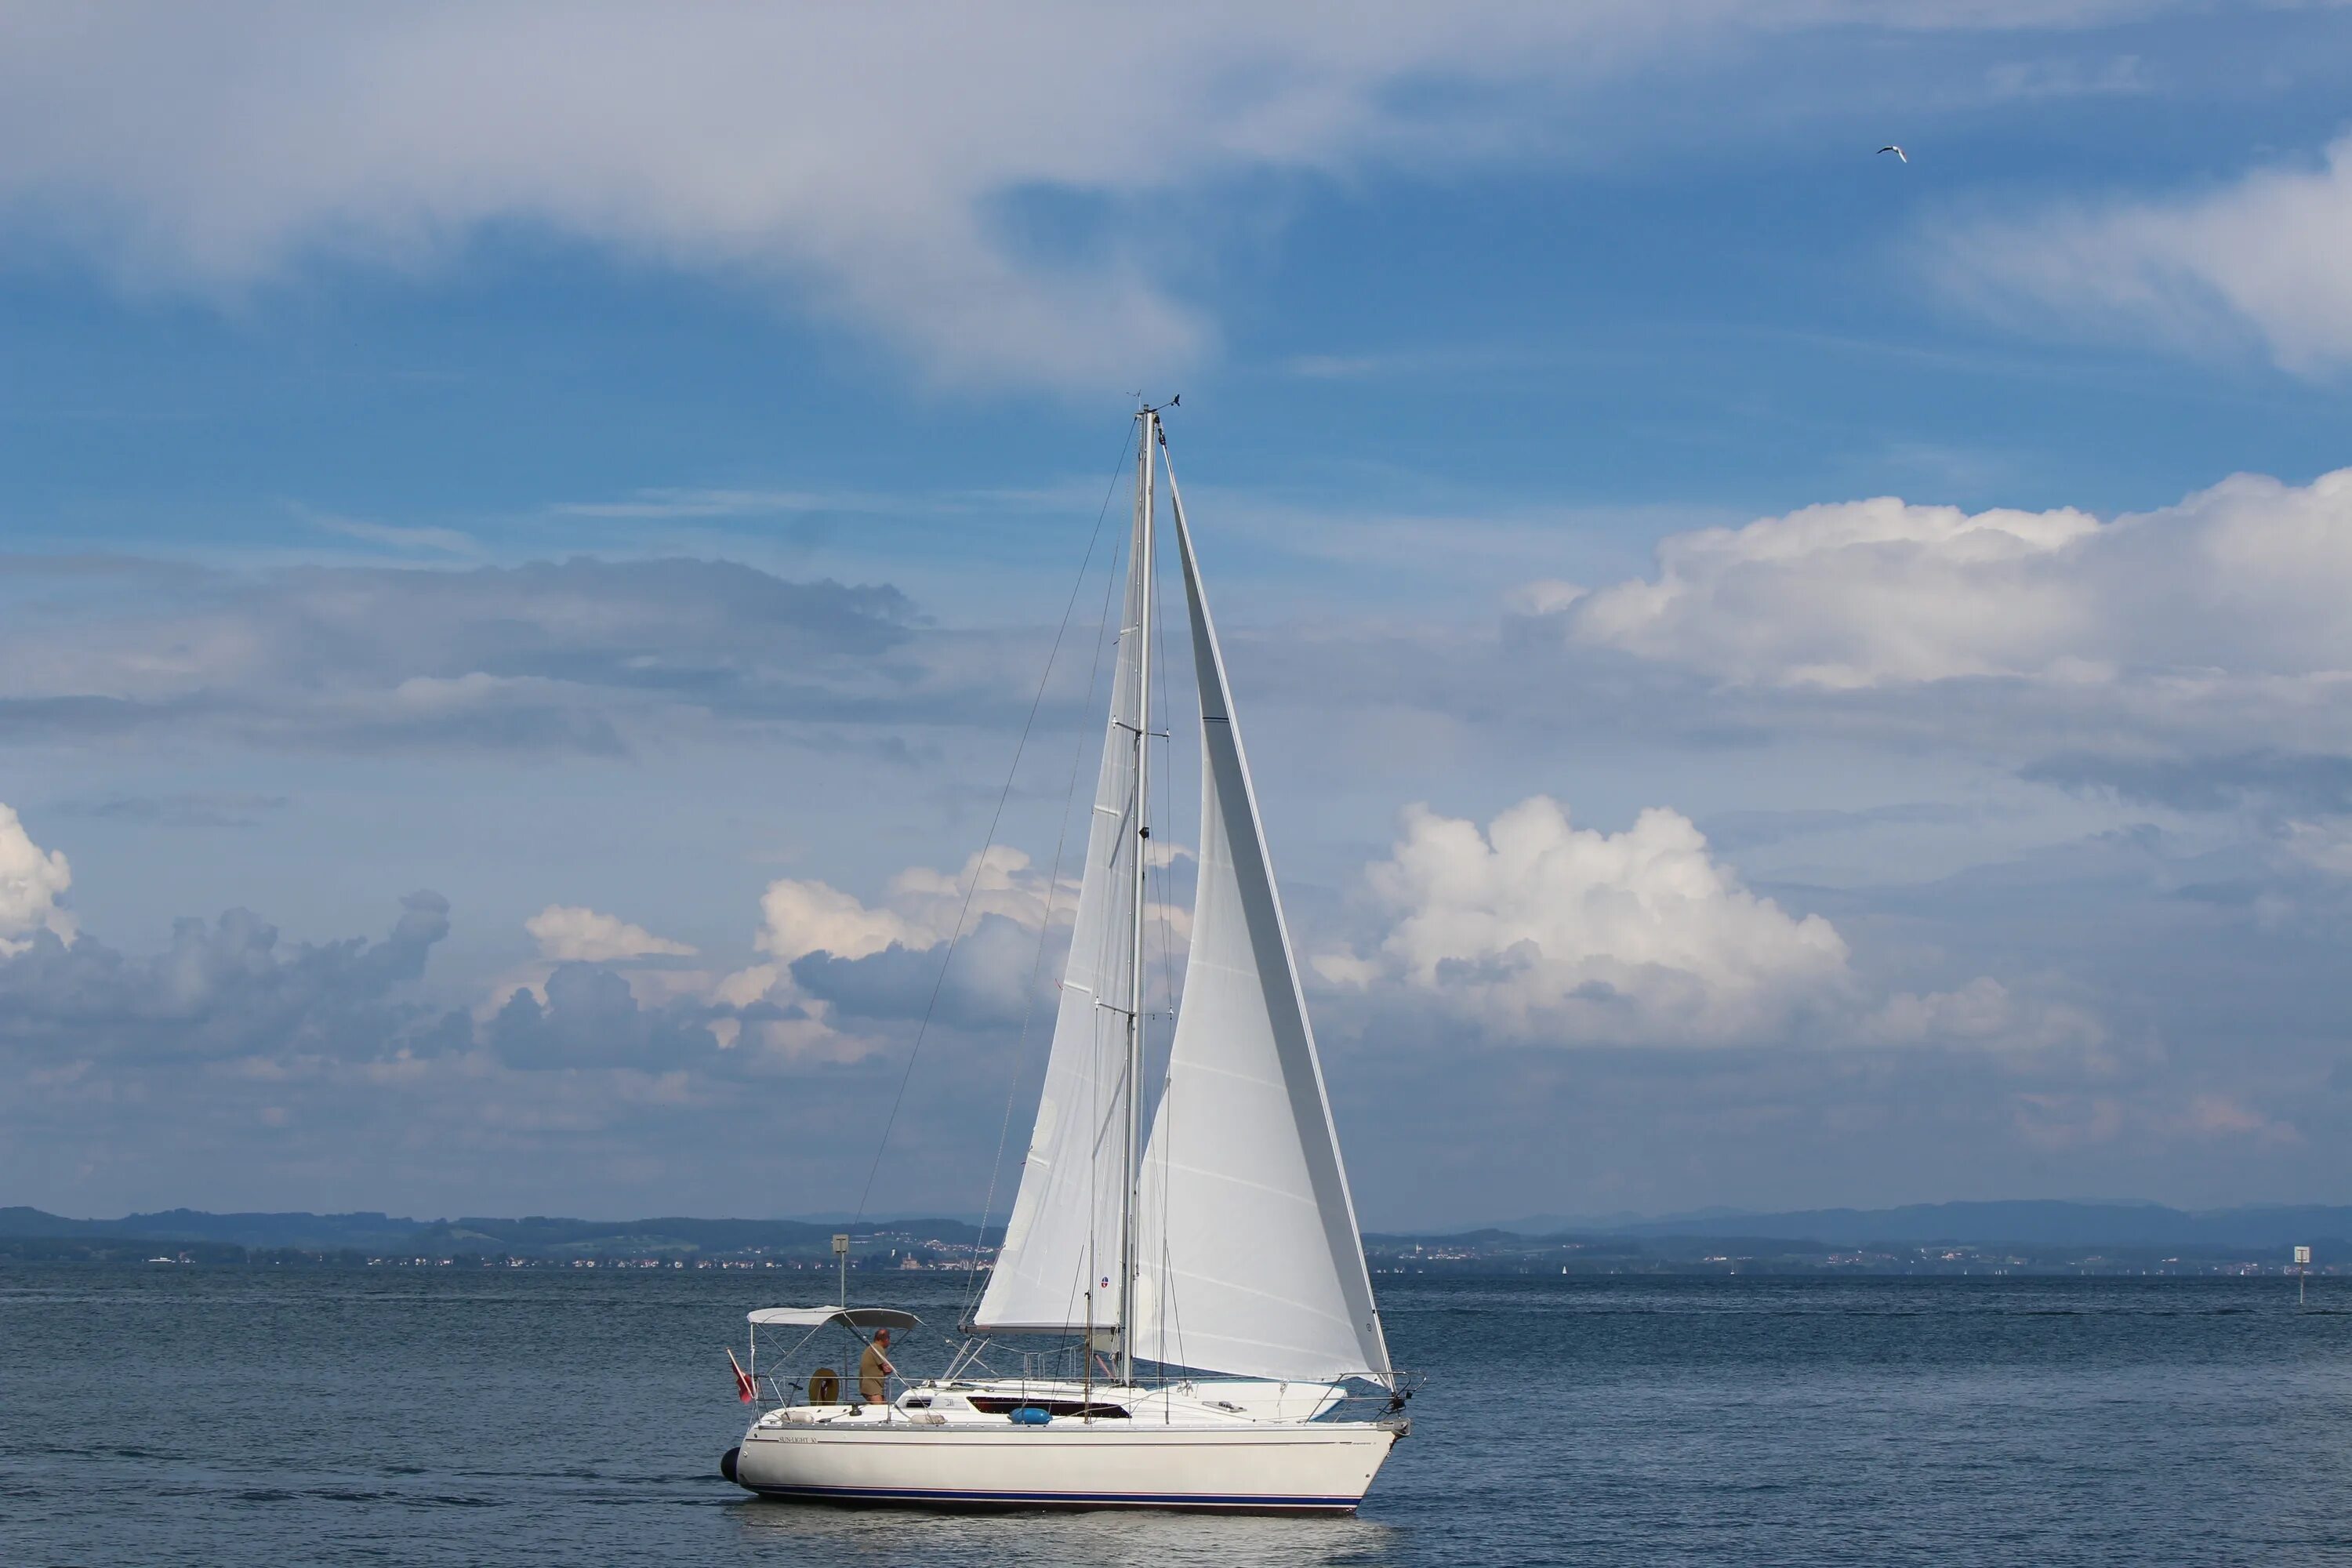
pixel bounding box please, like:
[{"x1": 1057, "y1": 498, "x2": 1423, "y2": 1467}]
[{"x1": 5, "y1": 1268, "x2": 2350, "y2": 1565}]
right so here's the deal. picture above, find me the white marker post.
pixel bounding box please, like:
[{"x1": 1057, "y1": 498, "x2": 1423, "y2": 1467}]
[
  {"x1": 834, "y1": 1232, "x2": 851, "y2": 1308},
  {"x1": 2295, "y1": 1244, "x2": 2312, "y2": 1307}
]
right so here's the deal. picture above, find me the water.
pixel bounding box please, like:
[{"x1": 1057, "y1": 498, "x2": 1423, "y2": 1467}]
[{"x1": 5, "y1": 1268, "x2": 2348, "y2": 1566}]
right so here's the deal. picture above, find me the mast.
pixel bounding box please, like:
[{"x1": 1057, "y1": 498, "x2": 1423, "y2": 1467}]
[{"x1": 1120, "y1": 407, "x2": 1156, "y2": 1388}]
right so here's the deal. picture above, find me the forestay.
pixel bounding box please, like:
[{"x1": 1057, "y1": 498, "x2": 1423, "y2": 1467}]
[
  {"x1": 969, "y1": 461, "x2": 1150, "y2": 1336},
  {"x1": 1131, "y1": 468, "x2": 1393, "y2": 1388}
]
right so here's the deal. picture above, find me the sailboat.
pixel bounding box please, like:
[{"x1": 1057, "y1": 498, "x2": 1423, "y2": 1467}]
[{"x1": 723, "y1": 407, "x2": 1408, "y2": 1513}]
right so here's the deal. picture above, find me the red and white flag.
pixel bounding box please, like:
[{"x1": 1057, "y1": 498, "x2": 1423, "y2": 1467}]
[{"x1": 725, "y1": 1347, "x2": 757, "y2": 1403}]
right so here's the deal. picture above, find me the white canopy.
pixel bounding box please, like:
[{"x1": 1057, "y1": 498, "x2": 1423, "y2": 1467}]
[{"x1": 746, "y1": 1307, "x2": 921, "y2": 1330}]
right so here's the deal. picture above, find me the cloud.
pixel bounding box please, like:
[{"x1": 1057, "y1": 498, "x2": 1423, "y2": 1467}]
[
  {"x1": 56, "y1": 793, "x2": 292, "y2": 829},
  {"x1": 20, "y1": 782, "x2": 2348, "y2": 1220},
  {"x1": 1867, "y1": 976, "x2": 2103, "y2": 1057},
  {"x1": 487, "y1": 963, "x2": 720, "y2": 1071},
  {"x1": 753, "y1": 846, "x2": 1068, "y2": 965},
  {"x1": 2012, "y1": 755, "x2": 2352, "y2": 887},
  {"x1": 0, "y1": 555, "x2": 920, "y2": 755},
  {"x1": 0, "y1": 804, "x2": 76, "y2": 953},
  {"x1": 0, "y1": 811, "x2": 828, "y2": 1081},
  {"x1": 1980, "y1": 53, "x2": 2150, "y2": 100},
  {"x1": 305, "y1": 512, "x2": 481, "y2": 558},
  {"x1": 1934, "y1": 132, "x2": 2352, "y2": 375},
  {"x1": 0, "y1": 3, "x2": 2191, "y2": 387},
  {"x1": 1318, "y1": 797, "x2": 1851, "y2": 1044},
  {"x1": 726, "y1": 846, "x2": 1079, "y2": 1051},
  {"x1": 527, "y1": 906, "x2": 695, "y2": 963},
  {"x1": 1554, "y1": 494, "x2": 2103, "y2": 688},
  {"x1": 1314, "y1": 795, "x2": 2122, "y2": 1061},
  {"x1": 470, "y1": 844, "x2": 1088, "y2": 1069},
  {"x1": 1539, "y1": 466, "x2": 2352, "y2": 691},
  {"x1": 2023, "y1": 750, "x2": 2352, "y2": 816},
  {"x1": 0, "y1": 889, "x2": 456, "y2": 1063},
  {"x1": 0, "y1": 810, "x2": 1163, "y2": 1214},
  {"x1": 789, "y1": 913, "x2": 1044, "y2": 1029},
  {"x1": 1701, "y1": 802, "x2": 1984, "y2": 851}
]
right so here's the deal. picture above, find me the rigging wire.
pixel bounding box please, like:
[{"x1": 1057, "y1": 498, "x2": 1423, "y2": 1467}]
[
  {"x1": 1059, "y1": 423, "x2": 1147, "y2": 1351},
  {"x1": 958, "y1": 474, "x2": 1134, "y2": 1325},
  {"x1": 851, "y1": 421, "x2": 1142, "y2": 1236}
]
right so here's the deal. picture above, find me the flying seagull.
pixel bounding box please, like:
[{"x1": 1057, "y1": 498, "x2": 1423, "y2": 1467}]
[{"x1": 1878, "y1": 144, "x2": 1907, "y2": 163}]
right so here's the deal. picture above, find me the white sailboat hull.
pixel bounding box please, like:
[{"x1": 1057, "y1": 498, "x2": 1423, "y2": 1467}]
[{"x1": 731, "y1": 1420, "x2": 1401, "y2": 1514}]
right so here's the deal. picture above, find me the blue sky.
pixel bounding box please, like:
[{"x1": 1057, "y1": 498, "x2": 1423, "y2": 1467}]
[{"x1": 6, "y1": 2, "x2": 2352, "y2": 1227}]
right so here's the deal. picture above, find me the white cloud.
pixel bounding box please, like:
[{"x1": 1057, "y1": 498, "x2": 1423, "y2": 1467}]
[
  {"x1": 1935, "y1": 132, "x2": 2352, "y2": 375},
  {"x1": 0, "y1": 804, "x2": 76, "y2": 953},
  {"x1": 0, "y1": 555, "x2": 915, "y2": 757},
  {"x1": 750, "y1": 845, "x2": 1066, "y2": 967},
  {"x1": 1547, "y1": 466, "x2": 2352, "y2": 691},
  {"x1": 1319, "y1": 795, "x2": 2111, "y2": 1055},
  {"x1": 1867, "y1": 976, "x2": 2103, "y2": 1056},
  {"x1": 525, "y1": 905, "x2": 694, "y2": 963},
  {"x1": 1981, "y1": 53, "x2": 2150, "y2": 101},
  {"x1": 0, "y1": 3, "x2": 2187, "y2": 387},
  {"x1": 2283, "y1": 818, "x2": 2352, "y2": 877},
  {"x1": 1320, "y1": 797, "x2": 1850, "y2": 1044},
  {"x1": 718, "y1": 845, "x2": 1083, "y2": 1058}
]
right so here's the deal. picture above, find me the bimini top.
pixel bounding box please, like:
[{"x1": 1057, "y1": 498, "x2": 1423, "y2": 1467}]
[{"x1": 746, "y1": 1307, "x2": 922, "y2": 1330}]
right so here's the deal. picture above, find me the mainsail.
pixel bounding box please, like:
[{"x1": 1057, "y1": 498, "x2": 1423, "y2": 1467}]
[
  {"x1": 970, "y1": 436, "x2": 1151, "y2": 1336},
  {"x1": 1131, "y1": 458, "x2": 1393, "y2": 1388}
]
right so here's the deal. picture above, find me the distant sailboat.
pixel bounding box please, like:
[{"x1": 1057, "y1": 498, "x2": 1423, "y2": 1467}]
[{"x1": 722, "y1": 407, "x2": 1409, "y2": 1513}]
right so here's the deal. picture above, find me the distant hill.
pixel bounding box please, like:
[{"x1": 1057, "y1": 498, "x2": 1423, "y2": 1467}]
[
  {"x1": 0, "y1": 1207, "x2": 426, "y2": 1251},
  {"x1": 0, "y1": 1207, "x2": 994, "y2": 1258},
  {"x1": 1521, "y1": 1200, "x2": 2352, "y2": 1249},
  {"x1": 7, "y1": 1200, "x2": 2346, "y2": 1263}
]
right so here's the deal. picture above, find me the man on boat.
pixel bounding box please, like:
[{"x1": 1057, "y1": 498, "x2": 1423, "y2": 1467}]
[{"x1": 858, "y1": 1328, "x2": 895, "y2": 1406}]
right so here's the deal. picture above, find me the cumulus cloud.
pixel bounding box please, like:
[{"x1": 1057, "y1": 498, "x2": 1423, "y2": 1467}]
[
  {"x1": 1541, "y1": 466, "x2": 2352, "y2": 691},
  {"x1": 488, "y1": 963, "x2": 720, "y2": 1071},
  {"x1": 724, "y1": 846, "x2": 1080, "y2": 1052},
  {"x1": 0, "y1": 890, "x2": 456, "y2": 1063},
  {"x1": 1563, "y1": 494, "x2": 2100, "y2": 687},
  {"x1": 0, "y1": 804, "x2": 75, "y2": 953},
  {"x1": 1316, "y1": 795, "x2": 2115, "y2": 1058},
  {"x1": 790, "y1": 913, "x2": 1045, "y2": 1029},
  {"x1": 0, "y1": 811, "x2": 739, "y2": 1078},
  {"x1": 461, "y1": 846, "x2": 1085, "y2": 1070},
  {"x1": 752, "y1": 846, "x2": 1067, "y2": 967},
  {"x1": 0, "y1": 811, "x2": 1187, "y2": 1214},
  {"x1": 1934, "y1": 133, "x2": 2352, "y2": 375},
  {"x1": 1319, "y1": 797, "x2": 1851, "y2": 1044},
  {"x1": 0, "y1": 3, "x2": 2188, "y2": 386},
  {"x1": 1867, "y1": 976, "x2": 2103, "y2": 1057},
  {"x1": 527, "y1": 905, "x2": 695, "y2": 963}
]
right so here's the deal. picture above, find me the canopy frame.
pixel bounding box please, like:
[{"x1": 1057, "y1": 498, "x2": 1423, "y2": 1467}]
[
  {"x1": 746, "y1": 1307, "x2": 924, "y2": 1403},
  {"x1": 746, "y1": 1307, "x2": 921, "y2": 1330}
]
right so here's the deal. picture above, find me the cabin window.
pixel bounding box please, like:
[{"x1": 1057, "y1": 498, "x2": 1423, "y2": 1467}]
[{"x1": 967, "y1": 1396, "x2": 1129, "y2": 1419}]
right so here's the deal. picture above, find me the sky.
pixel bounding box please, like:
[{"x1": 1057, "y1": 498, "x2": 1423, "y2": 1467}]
[{"x1": 6, "y1": 1, "x2": 2352, "y2": 1229}]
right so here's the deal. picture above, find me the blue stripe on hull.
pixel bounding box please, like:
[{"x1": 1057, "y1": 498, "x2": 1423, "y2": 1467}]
[{"x1": 745, "y1": 1483, "x2": 1359, "y2": 1515}]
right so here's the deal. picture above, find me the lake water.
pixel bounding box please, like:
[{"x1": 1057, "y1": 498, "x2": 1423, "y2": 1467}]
[{"x1": 4, "y1": 1267, "x2": 2348, "y2": 1566}]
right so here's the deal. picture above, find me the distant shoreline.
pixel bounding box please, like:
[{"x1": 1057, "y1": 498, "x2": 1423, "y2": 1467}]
[{"x1": 3, "y1": 1199, "x2": 2340, "y2": 1277}]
